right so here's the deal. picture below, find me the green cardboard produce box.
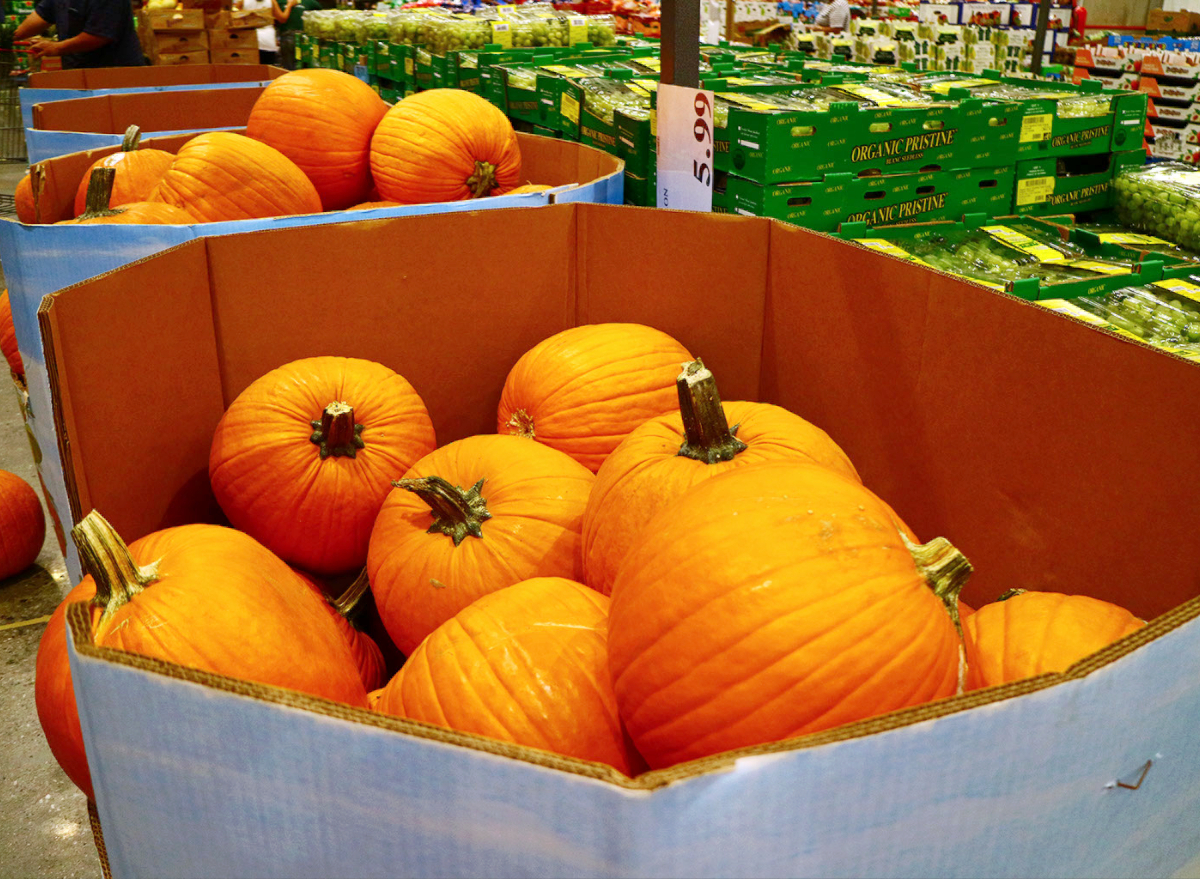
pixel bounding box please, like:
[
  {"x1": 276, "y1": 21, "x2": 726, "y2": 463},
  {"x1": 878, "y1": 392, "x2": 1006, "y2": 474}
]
[{"x1": 1013, "y1": 150, "x2": 1147, "y2": 216}]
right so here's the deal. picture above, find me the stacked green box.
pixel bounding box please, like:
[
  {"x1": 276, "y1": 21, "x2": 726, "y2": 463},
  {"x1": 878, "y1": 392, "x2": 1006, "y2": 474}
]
[{"x1": 1013, "y1": 150, "x2": 1148, "y2": 217}]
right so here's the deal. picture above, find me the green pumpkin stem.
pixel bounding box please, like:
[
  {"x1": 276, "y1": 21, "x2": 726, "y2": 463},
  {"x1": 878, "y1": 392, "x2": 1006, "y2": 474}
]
[
  {"x1": 332, "y1": 568, "x2": 373, "y2": 630},
  {"x1": 77, "y1": 168, "x2": 125, "y2": 220},
  {"x1": 676, "y1": 359, "x2": 747, "y2": 464},
  {"x1": 996, "y1": 588, "x2": 1026, "y2": 602},
  {"x1": 310, "y1": 401, "x2": 365, "y2": 459},
  {"x1": 466, "y1": 160, "x2": 498, "y2": 198},
  {"x1": 397, "y1": 475, "x2": 491, "y2": 546},
  {"x1": 121, "y1": 124, "x2": 142, "y2": 153},
  {"x1": 901, "y1": 531, "x2": 972, "y2": 633},
  {"x1": 71, "y1": 510, "x2": 159, "y2": 626}
]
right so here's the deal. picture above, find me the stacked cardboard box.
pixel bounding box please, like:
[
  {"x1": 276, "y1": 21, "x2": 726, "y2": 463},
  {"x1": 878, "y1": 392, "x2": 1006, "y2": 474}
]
[{"x1": 138, "y1": 2, "x2": 266, "y2": 66}]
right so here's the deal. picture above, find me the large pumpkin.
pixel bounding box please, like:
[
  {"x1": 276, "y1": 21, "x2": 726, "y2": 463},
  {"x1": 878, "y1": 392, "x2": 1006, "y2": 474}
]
[
  {"x1": 292, "y1": 567, "x2": 388, "y2": 691},
  {"x1": 148, "y1": 131, "x2": 323, "y2": 222},
  {"x1": 367, "y1": 434, "x2": 594, "y2": 655},
  {"x1": 583, "y1": 359, "x2": 860, "y2": 595},
  {"x1": 375, "y1": 577, "x2": 634, "y2": 774},
  {"x1": 964, "y1": 589, "x2": 1144, "y2": 690},
  {"x1": 370, "y1": 89, "x2": 521, "y2": 204},
  {"x1": 15, "y1": 171, "x2": 42, "y2": 224},
  {"x1": 497, "y1": 323, "x2": 694, "y2": 473},
  {"x1": 62, "y1": 169, "x2": 195, "y2": 226},
  {"x1": 0, "y1": 470, "x2": 44, "y2": 580},
  {"x1": 0, "y1": 290, "x2": 22, "y2": 380},
  {"x1": 72, "y1": 125, "x2": 174, "y2": 217},
  {"x1": 34, "y1": 511, "x2": 370, "y2": 799},
  {"x1": 246, "y1": 69, "x2": 389, "y2": 211},
  {"x1": 607, "y1": 461, "x2": 968, "y2": 769},
  {"x1": 210, "y1": 356, "x2": 436, "y2": 576}
]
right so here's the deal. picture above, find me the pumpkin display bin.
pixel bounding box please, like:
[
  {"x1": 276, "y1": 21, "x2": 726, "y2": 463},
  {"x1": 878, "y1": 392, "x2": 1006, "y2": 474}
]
[{"x1": 42, "y1": 203, "x2": 1200, "y2": 878}]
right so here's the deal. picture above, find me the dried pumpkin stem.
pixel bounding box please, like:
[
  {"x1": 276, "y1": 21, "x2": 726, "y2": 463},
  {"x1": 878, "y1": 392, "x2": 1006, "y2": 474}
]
[
  {"x1": 676, "y1": 359, "x2": 747, "y2": 464},
  {"x1": 70, "y1": 510, "x2": 159, "y2": 626},
  {"x1": 397, "y1": 475, "x2": 491, "y2": 546},
  {"x1": 77, "y1": 168, "x2": 124, "y2": 220},
  {"x1": 332, "y1": 568, "x2": 373, "y2": 630},
  {"x1": 996, "y1": 588, "x2": 1027, "y2": 602},
  {"x1": 466, "y1": 160, "x2": 498, "y2": 198},
  {"x1": 121, "y1": 124, "x2": 142, "y2": 153},
  {"x1": 505, "y1": 409, "x2": 535, "y2": 438},
  {"x1": 310, "y1": 401, "x2": 365, "y2": 460},
  {"x1": 901, "y1": 532, "x2": 972, "y2": 633}
]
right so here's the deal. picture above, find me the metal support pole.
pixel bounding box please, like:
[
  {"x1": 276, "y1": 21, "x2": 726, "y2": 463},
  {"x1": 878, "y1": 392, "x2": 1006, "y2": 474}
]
[
  {"x1": 1030, "y1": 0, "x2": 1052, "y2": 77},
  {"x1": 661, "y1": 0, "x2": 700, "y2": 87}
]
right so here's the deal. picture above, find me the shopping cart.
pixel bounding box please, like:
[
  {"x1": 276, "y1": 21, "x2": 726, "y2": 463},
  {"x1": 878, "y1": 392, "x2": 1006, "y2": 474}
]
[{"x1": 0, "y1": 29, "x2": 29, "y2": 216}]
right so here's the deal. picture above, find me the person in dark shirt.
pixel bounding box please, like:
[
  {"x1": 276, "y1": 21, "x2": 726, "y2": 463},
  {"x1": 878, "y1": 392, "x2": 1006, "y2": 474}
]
[{"x1": 14, "y1": 0, "x2": 145, "y2": 69}]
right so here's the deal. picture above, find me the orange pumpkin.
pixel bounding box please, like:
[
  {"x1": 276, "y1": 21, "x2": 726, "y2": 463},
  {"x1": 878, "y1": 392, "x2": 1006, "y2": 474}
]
[
  {"x1": 608, "y1": 461, "x2": 969, "y2": 769},
  {"x1": 376, "y1": 577, "x2": 634, "y2": 774},
  {"x1": 346, "y1": 200, "x2": 402, "y2": 211},
  {"x1": 0, "y1": 470, "x2": 44, "y2": 580},
  {"x1": 148, "y1": 131, "x2": 323, "y2": 223},
  {"x1": 246, "y1": 69, "x2": 389, "y2": 211},
  {"x1": 1, "y1": 290, "x2": 22, "y2": 380},
  {"x1": 34, "y1": 511, "x2": 369, "y2": 799},
  {"x1": 15, "y1": 171, "x2": 41, "y2": 224},
  {"x1": 72, "y1": 125, "x2": 174, "y2": 217},
  {"x1": 497, "y1": 323, "x2": 694, "y2": 473},
  {"x1": 503, "y1": 183, "x2": 552, "y2": 194},
  {"x1": 62, "y1": 168, "x2": 195, "y2": 226},
  {"x1": 583, "y1": 359, "x2": 860, "y2": 595},
  {"x1": 370, "y1": 89, "x2": 521, "y2": 204},
  {"x1": 964, "y1": 589, "x2": 1145, "y2": 690},
  {"x1": 367, "y1": 434, "x2": 594, "y2": 655},
  {"x1": 210, "y1": 356, "x2": 436, "y2": 576},
  {"x1": 292, "y1": 568, "x2": 388, "y2": 691}
]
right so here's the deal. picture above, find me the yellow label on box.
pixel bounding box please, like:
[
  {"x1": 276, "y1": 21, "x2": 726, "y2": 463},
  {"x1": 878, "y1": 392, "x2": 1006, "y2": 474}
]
[
  {"x1": 633, "y1": 78, "x2": 658, "y2": 92},
  {"x1": 561, "y1": 92, "x2": 580, "y2": 125},
  {"x1": 1015, "y1": 175, "x2": 1055, "y2": 206},
  {"x1": 1020, "y1": 112, "x2": 1053, "y2": 143},
  {"x1": 568, "y1": 16, "x2": 587, "y2": 44},
  {"x1": 1098, "y1": 232, "x2": 1172, "y2": 246},
  {"x1": 835, "y1": 83, "x2": 926, "y2": 107},
  {"x1": 983, "y1": 225, "x2": 1068, "y2": 263},
  {"x1": 650, "y1": 107, "x2": 656, "y2": 139},
  {"x1": 718, "y1": 92, "x2": 777, "y2": 111},
  {"x1": 1152, "y1": 279, "x2": 1200, "y2": 302},
  {"x1": 923, "y1": 77, "x2": 992, "y2": 95},
  {"x1": 626, "y1": 82, "x2": 650, "y2": 97},
  {"x1": 1066, "y1": 260, "x2": 1130, "y2": 276},
  {"x1": 490, "y1": 21, "x2": 512, "y2": 48},
  {"x1": 854, "y1": 238, "x2": 933, "y2": 266},
  {"x1": 405, "y1": 57, "x2": 415, "y2": 76},
  {"x1": 541, "y1": 64, "x2": 587, "y2": 78},
  {"x1": 1036, "y1": 299, "x2": 1110, "y2": 326},
  {"x1": 638, "y1": 56, "x2": 661, "y2": 72}
]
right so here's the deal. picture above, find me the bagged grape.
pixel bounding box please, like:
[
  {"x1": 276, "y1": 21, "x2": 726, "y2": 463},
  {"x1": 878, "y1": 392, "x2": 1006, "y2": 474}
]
[{"x1": 1114, "y1": 163, "x2": 1200, "y2": 252}]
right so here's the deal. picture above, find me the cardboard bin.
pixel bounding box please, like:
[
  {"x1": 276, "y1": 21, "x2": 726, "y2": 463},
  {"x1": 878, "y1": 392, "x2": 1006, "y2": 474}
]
[
  {"x1": 0, "y1": 133, "x2": 624, "y2": 582},
  {"x1": 44, "y1": 203, "x2": 1200, "y2": 878}
]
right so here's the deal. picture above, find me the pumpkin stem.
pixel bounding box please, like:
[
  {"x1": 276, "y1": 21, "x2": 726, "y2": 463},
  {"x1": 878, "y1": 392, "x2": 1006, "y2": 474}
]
[
  {"x1": 121, "y1": 124, "x2": 142, "y2": 153},
  {"x1": 77, "y1": 168, "x2": 125, "y2": 220},
  {"x1": 332, "y1": 568, "x2": 373, "y2": 630},
  {"x1": 505, "y1": 409, "x2": 536, "y2": 438},
  {"x1": 70, "y1": 510, "x2": 159, "y2": 626},
  {"x1": 996, "y1": 588, "x2": 1027, "y2": 602},
  {"x1": 676, "y1": 359, "x2": 747, "y2": 464},
  {"x1": 310, "y1": 401, "x2": 365, "y2": 459},
  {"x1": 396, "y1": 475, "x2": 491, "y2": 546},
  {"x1": 466, "y1": 160, "x2": 499, "y2": 198},
  {"x1": 902, "y1": 532, "x2": 972, "y2": 630}
]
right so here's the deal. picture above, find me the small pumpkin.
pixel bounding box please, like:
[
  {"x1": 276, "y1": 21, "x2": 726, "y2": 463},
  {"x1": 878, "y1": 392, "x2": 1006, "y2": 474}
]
[
  {"x1": 375, "y1": 577, "x2": 634, "y2": 774},
  {"x1": 583, "y1": 359, "x2": 860, "y2": 595},
  {"x1": 367, "y1": 434, "x2": 594, "y2": 655},
  {"x1": 497, "y1": 323, "x2": 694, "y2": 473},
  {"x1": 15, "y1": 171, "x2": 43, "y2": 224},
  {"x1": 607, "y1": 460, "x2": 969, "y2": 769},
  {"x1": 62, "y1": 168, "x2": 195, "y2": 226},
  {"x1": 503, "y1": 183, "x2": 552, "y2": 194},
  {"x1": 963, "y1": 589, "x2": 1144, "y2": 690},
  {"x1": 246, "y1": 69, "x2": 390, "y2": 211},
  {"x1": 1, "y1": 290, "x2": 22, "y2": 380},
  {"x1": 370, "y1": 89, "x2": 521, "y2": 204},
  {"x1": 0, "y1": 469, "x2": 44, "y2": 580},
  {"x1": 210, "y1": 356, "x2": 436, "y2": 576},
  {"x1": 292, "y1": 567, "x2": 388, "y2": 691},
  {"x1": 346, "y1": 200, "x2": 402, "y2": 211},
  {"x1": 34, "y1": 511, "x2": 369, "y2": 799},
  {"x1": 148, "y1": 131, "x2": 323, "y2": 223},
  {"x1": 73, "y1": 125, "x2": 175, "y2": 217}
]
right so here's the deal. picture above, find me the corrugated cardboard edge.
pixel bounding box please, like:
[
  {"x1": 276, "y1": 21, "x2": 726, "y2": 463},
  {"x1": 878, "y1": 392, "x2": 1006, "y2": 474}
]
[
  {"x1": 86, "y1": 799, "x2": 112, "y2": 879},
  {"x1": 50, "y1": 205, "x2": 1200, "y2": 792}
]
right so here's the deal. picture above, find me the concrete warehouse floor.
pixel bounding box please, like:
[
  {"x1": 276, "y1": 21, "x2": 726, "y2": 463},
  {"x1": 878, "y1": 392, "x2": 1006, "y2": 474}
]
[{"x1": 1, "y1": 139, "x2": 1200, "y2": 879}]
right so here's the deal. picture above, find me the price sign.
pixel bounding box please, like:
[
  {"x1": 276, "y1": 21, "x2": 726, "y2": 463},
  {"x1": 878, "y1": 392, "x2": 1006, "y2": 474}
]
[{"x1": 656, "y1": 83, "x2": 715, "y2": 212}]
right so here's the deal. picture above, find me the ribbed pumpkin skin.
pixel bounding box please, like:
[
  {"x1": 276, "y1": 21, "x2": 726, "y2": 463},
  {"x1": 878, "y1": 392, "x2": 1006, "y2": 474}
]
[
  {"x1": 210, "y1": 356, "x2": 436, "y2": 576},
  {"x1": 963, "y1": 591, "x2": 1144, "y2": 690},
  {"x1": 291, "y1": 568, "x2": 388, "y2": 691},
  {"x1": 504, "y1": 184, "x2": 552, "y2": 194},
  {"x1": 370, "y1": 89, "x2": 521, "y2": 204},
  {"x1": 377, "y1": 578, "x2": 633, "y2": 773},
  {"x1": 347, "y1": 200, "x2": 401, "y2": 210},
  {"x1": 73, "y1": 148, "x2": 174, "y2": 216},
  {"x1": 0, "y1": 470, "x2": 43, "y2": 580},
  {"x1": 148, "y1": 132, "x2": 323, "y2": 222},
  {"x1": 497, "y1": 324, "x2": 694, "y2": 473},
  {"x1": 1, "y1": 290, "x2": 22, "y2": 379},
  {"x1": 367, "y1": 434, "x2": 594, "y2": 655},
  {"x1": 34, "y1": 524, "x2": 370, "y2": 800},
  {"x1": 15, "y1": 173, "x2": 40, "y2": 223},
  {"x1": 65, "y1": 201, "x2": 195, "y2": 225},
  {"x1": 583, "y1": 400, "x2": 861, "y2": 596},
  {"x1": 608, "y1": 461, "x2": 962, "y2": 769},
  {"x1": 247, "y1": 69, "x2": 389, "y2": 211}
]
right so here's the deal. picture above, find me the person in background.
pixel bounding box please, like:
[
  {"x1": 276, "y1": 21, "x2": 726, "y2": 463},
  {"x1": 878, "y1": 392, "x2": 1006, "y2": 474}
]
[
  {"x1": 814, "y1": 0, "x2": 851, "y2": 32},
  {"x1": 236, "y1": 0, "x2": 286, "y2": 65},
  {"x1": 275, "y1": 0, "x2": 321, "y2": 71},
  {"x1": 14, "y1": 0, "x2": 144, "y2": 68}
]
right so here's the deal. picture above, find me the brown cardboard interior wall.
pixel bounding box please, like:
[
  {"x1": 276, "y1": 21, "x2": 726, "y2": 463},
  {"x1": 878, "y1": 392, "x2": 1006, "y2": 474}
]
[
  {"x1": 32, "y1": 87, "x2": 266, "y2": 135},
  {"x1": 514, "y1": 134, "x2": 618, "y2": 188},
  {"x1": 27, "y1": 64, "x2": 284, "y2": 89},
  {"x1": 763, "y1": 222, "x2": 1200, "y2": 618}
]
